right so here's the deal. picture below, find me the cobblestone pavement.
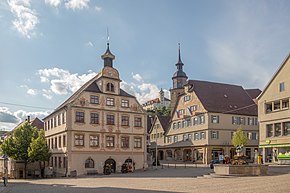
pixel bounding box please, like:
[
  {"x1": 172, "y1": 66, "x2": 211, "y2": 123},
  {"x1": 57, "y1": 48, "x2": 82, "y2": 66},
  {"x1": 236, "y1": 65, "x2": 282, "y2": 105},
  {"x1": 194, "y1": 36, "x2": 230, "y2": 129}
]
[{"x1": 2, "y1": 165, "x2": 290, "y2": 193}]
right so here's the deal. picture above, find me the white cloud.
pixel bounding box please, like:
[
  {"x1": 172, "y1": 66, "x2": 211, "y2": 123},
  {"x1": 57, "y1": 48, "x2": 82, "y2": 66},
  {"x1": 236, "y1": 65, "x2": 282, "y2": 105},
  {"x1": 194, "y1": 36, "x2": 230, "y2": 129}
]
[
  {"x1": 95, "y1": 6, "x2": 101, "y2": 12},
  {"x1": 45, "y1": 0, "x2": 61, "y2": 7},
  {"x1": 0, "y1": 106, "x2": 49, "y2": 130},
  {"x1": 65, "y1": 0, "x2": 90, "y2": 10},
  {"x1": 38, "y1": 67, "x2": 97, "y2": 95},
  {"x1": 132, "y1": 73, "x2": 142, "y2": 82},
  {"x1": 27, "y1": 88, "x2": 37, "y2": 96},
  {"x1": 7, "y1": 0, "x2": 39, "y2": 38},
  {"x1": 85, "y1": 41, "x2": 94, "y2": 47},
  {"x1": 121, "y1": 73, "x2": 170, "y2": 104}
]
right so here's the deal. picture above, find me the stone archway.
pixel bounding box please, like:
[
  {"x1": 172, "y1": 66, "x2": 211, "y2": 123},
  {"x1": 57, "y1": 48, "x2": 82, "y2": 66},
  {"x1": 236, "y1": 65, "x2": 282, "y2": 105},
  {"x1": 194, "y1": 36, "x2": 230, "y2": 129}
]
[{"x1": 104, "y1": 158, "x2": 116, "y2": 173}]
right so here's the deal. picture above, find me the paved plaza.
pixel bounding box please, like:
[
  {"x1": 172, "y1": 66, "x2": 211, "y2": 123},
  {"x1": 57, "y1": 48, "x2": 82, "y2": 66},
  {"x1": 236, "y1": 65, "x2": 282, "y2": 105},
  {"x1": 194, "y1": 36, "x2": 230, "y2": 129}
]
[{"x1": 1, "y1": 164, "x2": 290, "y2": 193}]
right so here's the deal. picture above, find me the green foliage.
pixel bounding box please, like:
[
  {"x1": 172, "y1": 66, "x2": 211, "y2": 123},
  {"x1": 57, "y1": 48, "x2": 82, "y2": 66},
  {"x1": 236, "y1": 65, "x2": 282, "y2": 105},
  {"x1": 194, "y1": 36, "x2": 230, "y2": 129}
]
[
  {"x1": 28, "y1": 130, "x2": 51, "y2": 162},
  {"x1": 147, "y1": 106, "x2": 171, "y2": 116},
  {"x1": 231, "y1": 127, "x2": 248, "y2": 147},
  {"x1": 1, "y1": 122, "x2": 38, "y2": 162}
]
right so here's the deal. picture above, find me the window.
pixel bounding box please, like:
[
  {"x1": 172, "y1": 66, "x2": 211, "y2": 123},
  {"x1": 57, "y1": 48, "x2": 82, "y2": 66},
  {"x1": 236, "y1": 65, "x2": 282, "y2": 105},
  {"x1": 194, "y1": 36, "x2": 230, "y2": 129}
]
[
  {"x1": 90, "y1": 95, "x2": 99, "y2": 104},
  {"x1": 134, "y1": 137, "x2": 142, "y2": 148},
  {"x1": 89, "y1": 135, "x2": 99, "y2": 147},
  {"x1": 188, "y1": 134, "x2": 192, "y2": 140},
  {"x1": 58, "y1": 136, "x2": 61, "y2": 148},
  {"x1": 283, "y1": 122, "x2": 290, "y2": 135},
  {"x1": 106, "y1": 98, "x2": 115, "y2": 106},
  {"x1": 167, "y1": 136, "x2": 172, "y2": 143},
  {"x1": 247, "y1": 132, "x2": 252, "y2": 140},
  {"x1": 211, "y1": 115, "x2": 219, "y2": 124},
  {"x1": 173, "y1": 123, "x2": 176, "y2": 129},
  {"x1": 184, "y1": 95, "x2": 191, "y2": 102},
  {"x1": 174, "y1": 136, "x2": 178, "y2": 142},
  {"x1": 121, "y1": 99, "x2": 129, "y2": 108},
  {"x1": 47, "y1": 120, "x2": 50, "y2": 130},
  {"x1": 280, "y1": 82, "x2": 285, "y2": 92},
  {"x1": 85, "y1": 158, "x2": 94, "y2": 168},
  {"x1": 282, "y1": 99, "x2": 289, "y2": 109},
  {"x1": 106, "y1": 114, "x2": 115, "y2": 125},
  {"x1": 275, "y1": 123, "x2": 281, "y2": 136},
  {"x1": 106, "y1": 136, "x2": 115, "y2": 147},
  {"x1": 267, "y1": 124, "x2": 273, "y2": 137},
  {"x1": 232, "y1": 116, "x2": 245, "y2": 125},
  {"x1": 76, "y1": 112, "x2": 84, "y2": 123},
  {"x1": 134, "y1": 117, "x2": 142, "y2": 127},
  {"x1": 194, "y1": 133, "x2": 200, "y2": 140},
  {"x1": 55, "y1": 137, "x2": 57, "y2": 148},
  {"x1": 200, "y1": 115, "x2": 205, "y2": 124},
  {"x1": 181, "y1": 121, "x2": 185, "y2": 128},
  {"x1": 58, "y1": 114, "x2": 61, "y2": 126},
  {"x1": 51, "y1": 138, "x2": 54, "y2": 149},
  {"x1": 190, "y1": 105, "x2": 197, "y2": 112},
  {"x1": 186, "y1": 119, "x2": 192, "y2": 127},
  {"x1": 62, "y1": 112, "x2": 66, "y2": 124},
  {"x1": 252, "y1": 132, "x2": 257, "y2": 140},
  {"x1": 274, "y1": 101, "x2": 280, "y2": 111},
  {"x1": 200, "y1": 132, "x2": 205, "y2": 139},
  {"x1": 177, "y1": 122, "x2": 181, "y2": 128},
  {"x1": 121, "y1": 116, "x2": 129, "y2": 126},
  {"x1": 63, "y1": 135, "x2": 66, "y2": 147},
  {"x1": 121, "y1": 136, "x2": 130, "y2": 148},
  {"x1": 90, "y1": 112, "x2": 99, "y2": 124},
  {"x1": 74, "y1": 134, "x2": 84, "y2": 146},
  {"x1": 265, "y1": 103, "x2": 273, "y2": 113},
  {"x1": 211, "y1": 131, "x2": 219, "y2": 139},
  {"x1": 183, "y1": 134, "x2": 188, "y2": 141},
  {"x1": 193, "y1": 117, "x2": 198, "y2": 125},
  {"x1": 106, "y1": 83, "x2": 115, "y2": 92},
  {"x1": 54, "y1": 117, "x2": 56, "y2": 127}
]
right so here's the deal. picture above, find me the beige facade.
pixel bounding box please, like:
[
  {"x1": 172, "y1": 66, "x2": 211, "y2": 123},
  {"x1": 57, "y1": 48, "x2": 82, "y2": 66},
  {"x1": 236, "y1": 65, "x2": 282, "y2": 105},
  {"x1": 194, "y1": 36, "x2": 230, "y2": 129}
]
[
  {"x1": 150, "y1": 81, "x2": 260, "y2": 164},
  {"x1": 258, "y1": 54, "x2": 290, "y2": 163},
  {"x1": 44, "y1": 44, "x2": 147, "y2": 176}
]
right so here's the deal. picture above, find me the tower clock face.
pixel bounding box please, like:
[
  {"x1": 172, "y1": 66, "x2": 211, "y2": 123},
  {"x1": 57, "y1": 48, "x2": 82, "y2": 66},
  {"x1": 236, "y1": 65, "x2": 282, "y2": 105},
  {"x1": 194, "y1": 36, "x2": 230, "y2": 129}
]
[{"x1": 103, "y1": 68, "x2": 118, "y2": 78}]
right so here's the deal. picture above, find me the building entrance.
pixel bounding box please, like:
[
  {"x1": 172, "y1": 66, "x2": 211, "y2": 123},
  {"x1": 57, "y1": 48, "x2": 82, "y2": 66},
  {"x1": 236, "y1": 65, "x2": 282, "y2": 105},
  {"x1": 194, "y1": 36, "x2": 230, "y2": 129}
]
[{"x1": 104, "y1": 158, "x2": 116, "y2": 173}]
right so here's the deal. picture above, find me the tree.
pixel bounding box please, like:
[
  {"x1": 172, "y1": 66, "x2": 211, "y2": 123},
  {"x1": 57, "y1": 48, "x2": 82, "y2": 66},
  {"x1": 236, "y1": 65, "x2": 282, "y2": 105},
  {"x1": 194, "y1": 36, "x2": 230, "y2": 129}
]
[
  {"x1": 147, "y1": 106, "x2": 171, "y2": 116},
  {"x1": 28, "y1": 130, "x2": 51, "y2": 178},
  {"x1": 1, "y1": 122, "x2": 38, "y2": 179},
  {"x1": 232, "y1": 127, "x2": 248, "y2": 156}
]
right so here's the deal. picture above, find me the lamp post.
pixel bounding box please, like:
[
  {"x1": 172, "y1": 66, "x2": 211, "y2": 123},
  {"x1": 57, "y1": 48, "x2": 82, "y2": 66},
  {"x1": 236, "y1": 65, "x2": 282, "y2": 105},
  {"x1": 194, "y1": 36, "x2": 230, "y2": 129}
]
[{"x1": 155, "y1": 125, "x2": 158, "y2": 170}]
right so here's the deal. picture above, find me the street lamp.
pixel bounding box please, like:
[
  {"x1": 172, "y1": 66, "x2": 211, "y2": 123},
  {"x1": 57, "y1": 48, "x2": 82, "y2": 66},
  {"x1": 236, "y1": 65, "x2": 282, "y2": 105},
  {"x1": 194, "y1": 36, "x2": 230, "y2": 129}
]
[{"x1": 155, "y1": 125, "x2": 158, "y2": 170}]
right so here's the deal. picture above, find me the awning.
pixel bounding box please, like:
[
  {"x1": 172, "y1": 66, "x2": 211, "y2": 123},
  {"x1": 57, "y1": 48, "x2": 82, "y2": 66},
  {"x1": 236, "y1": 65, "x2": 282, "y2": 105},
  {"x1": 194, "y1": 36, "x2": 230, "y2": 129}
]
[{"x1": 259, "y1": 143, "x2": 290, "y2": 148}]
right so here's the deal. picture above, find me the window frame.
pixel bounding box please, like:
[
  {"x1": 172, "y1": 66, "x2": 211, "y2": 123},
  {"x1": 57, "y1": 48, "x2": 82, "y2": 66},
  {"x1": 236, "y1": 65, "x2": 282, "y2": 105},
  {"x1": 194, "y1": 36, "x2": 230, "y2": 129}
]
[{"x1": 75, "y1": 111, "x2": 85, "y2": 123}]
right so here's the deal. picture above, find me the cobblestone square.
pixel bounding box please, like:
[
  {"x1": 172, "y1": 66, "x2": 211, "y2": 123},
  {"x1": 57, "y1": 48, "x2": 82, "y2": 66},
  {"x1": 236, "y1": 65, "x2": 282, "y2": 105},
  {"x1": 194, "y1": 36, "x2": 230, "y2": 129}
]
[{"x1": 1, "y1": 165, "x2": 290, "y2": 193}]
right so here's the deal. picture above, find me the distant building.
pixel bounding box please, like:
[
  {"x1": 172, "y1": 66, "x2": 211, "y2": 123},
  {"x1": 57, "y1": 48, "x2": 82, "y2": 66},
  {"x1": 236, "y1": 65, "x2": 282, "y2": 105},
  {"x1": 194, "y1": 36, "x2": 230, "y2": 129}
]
[
  {"x1": 142, "y1": 89, "x2": 170, "y2": 111},
  {"x1": 258, "y1": 53, "x2": 290, "y2": 163},
  {"x1": 148, "y1": 45, "x2": 260, "y2": 164},
  {"x1": 0, "y1": 116, "x2": 44, "y2": 179},
  {"x1": 44, "y1": 42, "x2": 147, "y2": 176}
]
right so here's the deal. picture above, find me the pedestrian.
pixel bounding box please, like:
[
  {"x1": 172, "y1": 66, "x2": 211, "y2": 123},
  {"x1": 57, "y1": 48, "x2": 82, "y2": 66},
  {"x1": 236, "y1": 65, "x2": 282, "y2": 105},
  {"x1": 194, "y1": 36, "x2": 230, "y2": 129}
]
[{"x1": 218, "y1": 153, "x2": 224, "y2": 164}]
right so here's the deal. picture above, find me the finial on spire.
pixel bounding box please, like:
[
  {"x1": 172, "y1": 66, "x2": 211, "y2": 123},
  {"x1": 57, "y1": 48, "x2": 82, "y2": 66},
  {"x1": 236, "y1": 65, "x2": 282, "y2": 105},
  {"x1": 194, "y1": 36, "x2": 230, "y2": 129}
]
[
  {"x1": 178, "y1": 43, "x2": 182, "y2": 63},
  {"x1": 107, "y1": 27, "x2": 110, "y2": 45}
]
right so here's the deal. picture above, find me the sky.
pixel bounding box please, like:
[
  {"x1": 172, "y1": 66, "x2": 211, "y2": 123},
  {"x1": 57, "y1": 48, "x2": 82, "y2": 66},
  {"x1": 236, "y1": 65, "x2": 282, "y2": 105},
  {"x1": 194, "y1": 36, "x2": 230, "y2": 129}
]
[{"x1": 1, "y1": 0, "x2": 290, "y2": 130}]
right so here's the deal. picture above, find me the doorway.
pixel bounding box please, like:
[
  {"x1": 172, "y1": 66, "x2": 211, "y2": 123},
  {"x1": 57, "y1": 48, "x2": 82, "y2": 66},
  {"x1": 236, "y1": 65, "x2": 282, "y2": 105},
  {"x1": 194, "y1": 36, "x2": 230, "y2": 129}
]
[{"x1": 104, "y1": 158, "x2": 116, "y2": 173}]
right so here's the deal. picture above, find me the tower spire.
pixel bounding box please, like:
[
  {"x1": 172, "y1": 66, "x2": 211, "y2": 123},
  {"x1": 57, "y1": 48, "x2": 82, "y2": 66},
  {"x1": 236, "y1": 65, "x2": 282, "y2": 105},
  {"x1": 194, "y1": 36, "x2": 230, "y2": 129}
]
[
  {"x1": 178, "y1": 43, "x2": 182, "y2": 63},
  {"x1": 101, "y1": 29, "x2": 115, "y2": 68}
]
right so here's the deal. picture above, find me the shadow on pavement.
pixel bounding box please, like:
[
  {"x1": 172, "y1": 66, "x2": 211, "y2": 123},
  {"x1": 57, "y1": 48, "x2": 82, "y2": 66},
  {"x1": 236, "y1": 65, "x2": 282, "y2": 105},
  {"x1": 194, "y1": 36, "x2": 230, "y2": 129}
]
[{"x1": 4, "y1": 182, "x2": 182, "y2": 193}]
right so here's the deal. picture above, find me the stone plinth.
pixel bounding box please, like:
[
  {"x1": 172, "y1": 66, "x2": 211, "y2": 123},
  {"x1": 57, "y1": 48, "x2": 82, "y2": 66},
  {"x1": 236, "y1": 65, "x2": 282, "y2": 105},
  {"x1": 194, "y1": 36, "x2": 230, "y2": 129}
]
[{"x1": 214, "y1": 164, "x2": 268, "y2": 176}]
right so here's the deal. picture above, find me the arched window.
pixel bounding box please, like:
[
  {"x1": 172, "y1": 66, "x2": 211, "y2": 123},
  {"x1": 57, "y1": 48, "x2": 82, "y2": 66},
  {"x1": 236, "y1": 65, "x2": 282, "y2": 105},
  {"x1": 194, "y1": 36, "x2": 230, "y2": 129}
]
[
  {"x1": 106, "y1": 83, "x2": 115, "y2": 92},
  {"x1": 85, "y1": 157, "x2": 94, "y2": 168}
]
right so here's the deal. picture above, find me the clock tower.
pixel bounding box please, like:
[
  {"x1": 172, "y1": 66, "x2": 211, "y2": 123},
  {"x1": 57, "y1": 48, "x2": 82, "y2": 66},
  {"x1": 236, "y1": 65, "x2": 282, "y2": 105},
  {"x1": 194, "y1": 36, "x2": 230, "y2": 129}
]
[{"x1": 169, "y1": 44, "x2": 188, "y2": 110}]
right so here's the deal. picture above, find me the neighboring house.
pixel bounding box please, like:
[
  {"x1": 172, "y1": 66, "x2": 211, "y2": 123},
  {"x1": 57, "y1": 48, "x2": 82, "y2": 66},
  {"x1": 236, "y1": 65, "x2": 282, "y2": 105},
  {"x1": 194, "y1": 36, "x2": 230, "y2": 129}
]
[
  {"x1": 257, "y1": 53, "x2": 290, "y2": 163},
  {"x1": 142, "y1": 89, "x2": 171, "y2": 111},
  {"x1": 148, "y1": 115, "x2": 171, "y2": 161},
  {"x1": 43, "y1": 43, "x2": 147, "y2": 176},
  {"x1": 0, "y1": 117, "x2": 44, "y2": 179}
]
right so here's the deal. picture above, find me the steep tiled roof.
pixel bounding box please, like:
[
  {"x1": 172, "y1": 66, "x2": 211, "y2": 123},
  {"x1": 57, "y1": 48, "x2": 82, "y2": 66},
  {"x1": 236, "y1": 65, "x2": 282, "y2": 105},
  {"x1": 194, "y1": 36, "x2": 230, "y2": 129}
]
[
  {"x1": 157, "y1": 115, "x2": 171, "y2": 133},
  {"x1": 187, "y1": 80, "x2": 258, "y2": 116},
  {"x1": 245, "y1": 89, "x2": 262, "y2": 100}
]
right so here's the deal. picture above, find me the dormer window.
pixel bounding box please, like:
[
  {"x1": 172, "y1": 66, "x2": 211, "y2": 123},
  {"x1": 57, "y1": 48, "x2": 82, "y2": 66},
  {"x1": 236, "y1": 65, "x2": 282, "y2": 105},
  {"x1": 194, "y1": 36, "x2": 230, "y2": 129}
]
[{"x1": 106, "y1": 83, "x2": 115, "y2": 92}]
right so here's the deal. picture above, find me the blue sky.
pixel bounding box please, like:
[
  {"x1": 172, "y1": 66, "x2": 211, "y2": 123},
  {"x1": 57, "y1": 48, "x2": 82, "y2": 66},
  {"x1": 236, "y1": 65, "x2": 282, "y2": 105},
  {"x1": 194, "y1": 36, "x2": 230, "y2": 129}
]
[{"x1": 1, "y1": 0, "x2": 290, "y2": 130}]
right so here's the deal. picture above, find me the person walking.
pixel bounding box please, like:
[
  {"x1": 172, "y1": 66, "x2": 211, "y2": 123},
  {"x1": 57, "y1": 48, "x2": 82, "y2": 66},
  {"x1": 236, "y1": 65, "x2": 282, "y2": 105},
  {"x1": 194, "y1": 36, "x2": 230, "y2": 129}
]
[{"x1": 218, "y1": 153, "x2": 224, "y2": 164}]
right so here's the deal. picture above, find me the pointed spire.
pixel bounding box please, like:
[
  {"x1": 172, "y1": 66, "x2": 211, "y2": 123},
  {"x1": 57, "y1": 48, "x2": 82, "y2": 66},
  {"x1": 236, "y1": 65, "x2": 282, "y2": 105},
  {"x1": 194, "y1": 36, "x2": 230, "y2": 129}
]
[
  {"x1": 101, "y1": 30, "x2": 115, "y2": 67},
  {"x1": 178, "y1": 43, "x2": 182, "y2": 63}
]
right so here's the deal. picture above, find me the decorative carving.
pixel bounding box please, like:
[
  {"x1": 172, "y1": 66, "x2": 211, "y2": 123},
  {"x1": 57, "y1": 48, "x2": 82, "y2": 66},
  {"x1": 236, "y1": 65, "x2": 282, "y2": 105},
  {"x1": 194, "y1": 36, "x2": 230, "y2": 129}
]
[{"x1": 80, "y1": 97, "x2": 86, "y2": 106}]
